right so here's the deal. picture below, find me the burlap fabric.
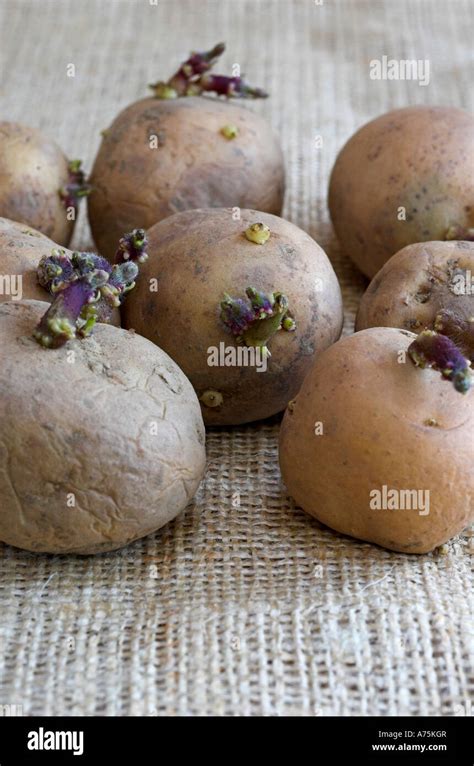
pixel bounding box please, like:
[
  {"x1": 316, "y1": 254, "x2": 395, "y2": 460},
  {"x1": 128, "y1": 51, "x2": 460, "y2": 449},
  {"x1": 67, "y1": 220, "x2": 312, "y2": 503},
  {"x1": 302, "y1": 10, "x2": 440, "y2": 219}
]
[{"x1": 0, "y1": 0, "x2": 472, "y2": 717}]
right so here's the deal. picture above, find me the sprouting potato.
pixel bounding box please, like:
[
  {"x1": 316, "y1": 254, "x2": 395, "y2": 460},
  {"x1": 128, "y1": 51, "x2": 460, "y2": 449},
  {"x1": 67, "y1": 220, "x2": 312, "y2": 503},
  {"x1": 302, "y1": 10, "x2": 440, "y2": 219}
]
[
  {"x1": 0, "y1": 122, "x2": 89, "y2": 246},
  {"x1": 122, "y1": 208, "x2": 344, "y2": 425},
  {"x1": 0, "y1": 299, "x2": 206, "y2": 554},
  {"x1": 279, "y1": 327, "x2": 474, "y2": 554},
  {"x1": 356, "y1": 240, "x2": 474, "y2": 362},
  {"x1": 88, "y1": 97, "x2": 285, "y2": 260}
]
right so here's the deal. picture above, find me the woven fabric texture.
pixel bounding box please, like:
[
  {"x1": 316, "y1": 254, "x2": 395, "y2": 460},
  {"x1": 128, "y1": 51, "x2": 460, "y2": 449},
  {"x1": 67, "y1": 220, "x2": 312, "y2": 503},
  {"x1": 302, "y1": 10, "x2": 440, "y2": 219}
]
[{"x1": 0, "y1": 0, "x2": 473, "y2": 716}]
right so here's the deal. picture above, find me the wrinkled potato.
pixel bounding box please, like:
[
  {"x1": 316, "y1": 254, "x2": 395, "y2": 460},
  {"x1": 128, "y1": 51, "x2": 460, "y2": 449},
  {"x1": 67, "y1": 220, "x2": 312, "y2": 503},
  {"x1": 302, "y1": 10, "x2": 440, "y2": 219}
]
[
  {"x1": 88, "y1": 97, "x2": 285, "y2": 259},
  {"x1": 0, "y1": 217, "x2": 120, "y2": 326},
  {"x1": 0, "y1": 300, "x2": 206, "y2": 554},
  {"x1": 356, "y1": 241, "x2": 474, "y2": 360},
  {"x1": 0, "y1": 122, "x2": 75, "y2": 246},
  {"x1": 279, "y1": 327, "x2": 474, "y2": 554},
  {"x1": 328, "y1": 106, "x2": 474, "y2": 278},
  {"x1": 122, "y1": 208, "x2": 343, "y2": 426}
]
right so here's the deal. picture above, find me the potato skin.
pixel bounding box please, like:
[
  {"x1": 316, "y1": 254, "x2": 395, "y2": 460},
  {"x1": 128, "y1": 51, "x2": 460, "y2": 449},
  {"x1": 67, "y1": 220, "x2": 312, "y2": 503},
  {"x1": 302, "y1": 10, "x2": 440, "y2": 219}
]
[
  {"x1": 0, "y1": 217, "x2": 120, "y2": 326},
  {"x1": 279, "y1": 327, "x2": 473, "y2": 554},
  {"x1": 328, "y1": 106, "x2": 474, "y2": 278},
  {"x1": 88, "y1": 97, "x2": 285, "y2": 259},
  {"x1": 356, "y1": 241, "x2": 474, "y2": 359},
  {"x1": 0, "y1": 300, "x2": 206, "y2": 554},
  {"x1": 0, "y1": 217, "x2": 57, "y2": 303},
  {"x1": 122, "y1": 208, "x2": 343, "y2": 426},
  {"x1": 0, "y1": 123, "x2": 74, "y2": 246}
]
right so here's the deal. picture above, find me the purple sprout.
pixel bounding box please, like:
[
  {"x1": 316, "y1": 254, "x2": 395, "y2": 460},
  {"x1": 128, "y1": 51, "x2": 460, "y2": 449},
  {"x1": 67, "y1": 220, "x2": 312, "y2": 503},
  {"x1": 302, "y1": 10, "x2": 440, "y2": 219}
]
[
  {"x1": 37, "y1": 248, "x2": 77, "y2": 293},
  {"x1": 408, "y1": 330, "x2": 472, "y2": 394},
  {"x1": 192, "y1": 73, "x2": 268, "y2": 99},
  {"x1": 105, "y1": 261, "x2": 140, "y2": 304},
  {"x1": 33, "y1": 270, "x2": 109, "y2": 349},
  {"x1": 114, "y1": 228, "x2": 149, "y2": 264},
  {"x1": 72, "y1": 251, "x2": 113, "y2": 278},
  {"x1": 220, "y1": 287, "x2": 296, "y2": 355},
  {"x1": 34, "y1": 229, "x2": 148, "y2": 349},
  {"x1": 150, "y1": 42, "x2": 226, "y2": 98},
  {"x1": 220, "y1": 294, "x2": 256, "y2": 336},
  {"x1": 434, "y1": 308, "x2": 474, "y2": 363},
  {"x1": 38, "y1": 250, "x2": 113, "y2": 293},
  {"x1": 445, "y1": 224, "x2": 474, "y2": 242},
  {"x1": 149, "y1": 42, "x2": 268, "y2": 100},
  {"x1": 59, "y1": 160, "x2": 92, "y2": 211}
]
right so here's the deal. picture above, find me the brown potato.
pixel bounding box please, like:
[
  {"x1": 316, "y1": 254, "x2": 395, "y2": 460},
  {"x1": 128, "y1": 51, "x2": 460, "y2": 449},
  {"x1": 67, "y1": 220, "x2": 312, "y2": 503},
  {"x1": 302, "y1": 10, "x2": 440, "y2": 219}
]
[
  {"x1": 356, "y1": 241, "x2": 474, "y2": 361},
  {"x1": 279, "y1": 327, "x2": 474, "y2": 554},
  {"x1": 122, "y1": 208, "x2": 343, "y2": 426},
  {"x1": 0, "y1": 217, "x2": 56, "y2": 303},
  {"x1": 0, "y1": 300, "x2": 206, "y2": 554},
  {"x1": 0, "y1": 217, "x2": 120, "y2": 326},
  {"x1": 0, "y1": 122, "x2": 74, "y2": 246},
  {"x1": 328, "y1": 106, "x2": 474, "y2": 278},
  {"x1": 88, "y1": 97, "x2": 285, "y2": 259}
]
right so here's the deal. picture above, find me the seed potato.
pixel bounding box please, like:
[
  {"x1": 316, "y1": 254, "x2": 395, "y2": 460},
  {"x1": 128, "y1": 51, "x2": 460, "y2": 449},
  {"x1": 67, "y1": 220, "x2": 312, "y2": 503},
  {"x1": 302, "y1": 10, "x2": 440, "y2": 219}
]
[
  {"x1": 356, "y1": 241, "x2": 474, "y2": 361},
  {"x1": 279, "y1": 327, "x2": 474, "y2": 554},
  {"x1": 0, "y1": 300, "x2": 206, "y2": 554},
  {"x1": 88, "y1": 97, "x2": 285, "y2": 259},
  {"x1": 328, "y1": 106, "x2": 474, "y2": 277},
  {"x1": 0, "y1": 122, "x2": 75, "y2": 246},
  {"x1": 122, "y1": 208, "x2": 344, "y2": 426}
]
